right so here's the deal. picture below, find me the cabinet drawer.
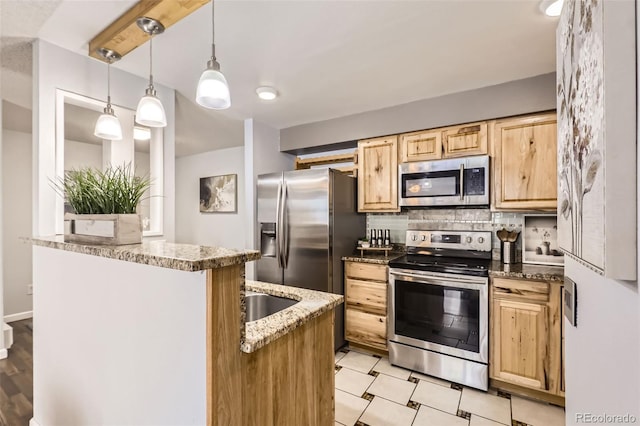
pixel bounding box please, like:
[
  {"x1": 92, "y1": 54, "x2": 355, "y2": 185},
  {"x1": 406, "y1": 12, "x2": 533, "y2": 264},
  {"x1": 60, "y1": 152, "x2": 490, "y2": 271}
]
[
  {"x1": 492, "y1": 278, "x2": 549, "y2": 303},
  {"x1": 345, "y1": 309, "x2": 387, "y2": 351},
  {"x1": 345, "y1": 262, "x2": 388, "y2": 282},
  {"x1": 346, "y1": 278, "x2": 386, "y2": 316}
]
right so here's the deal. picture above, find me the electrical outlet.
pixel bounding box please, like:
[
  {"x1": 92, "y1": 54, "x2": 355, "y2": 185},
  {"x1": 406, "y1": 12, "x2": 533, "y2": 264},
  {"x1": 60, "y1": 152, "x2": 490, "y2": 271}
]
[{"x1": 27, "y1": 284, "x2": 33, "y2": 295}]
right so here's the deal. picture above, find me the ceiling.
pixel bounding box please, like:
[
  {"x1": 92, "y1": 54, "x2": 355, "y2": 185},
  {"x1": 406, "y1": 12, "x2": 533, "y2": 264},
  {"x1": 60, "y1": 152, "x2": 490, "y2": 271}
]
[{"x1": 2, "y1": 0, "x2": 558, "y2": 155}]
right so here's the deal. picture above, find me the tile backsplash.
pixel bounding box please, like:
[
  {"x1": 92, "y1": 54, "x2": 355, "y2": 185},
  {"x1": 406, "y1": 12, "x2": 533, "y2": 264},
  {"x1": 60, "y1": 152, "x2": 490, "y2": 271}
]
[{"x1": 367, "y1": 209, "x2": 530, "y2": 260}]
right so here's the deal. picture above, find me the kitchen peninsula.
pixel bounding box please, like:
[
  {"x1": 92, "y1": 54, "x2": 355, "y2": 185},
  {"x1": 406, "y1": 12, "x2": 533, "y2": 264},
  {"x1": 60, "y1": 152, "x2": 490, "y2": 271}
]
[{"x1": 30, "y1": 237, "x2": 341, "y2": 426}]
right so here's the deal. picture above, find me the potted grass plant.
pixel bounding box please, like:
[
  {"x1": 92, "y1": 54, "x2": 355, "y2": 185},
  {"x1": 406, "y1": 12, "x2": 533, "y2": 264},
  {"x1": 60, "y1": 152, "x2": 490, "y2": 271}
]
[{"x1": 53, "y1": 165, "x2": 151, "y2": 245}]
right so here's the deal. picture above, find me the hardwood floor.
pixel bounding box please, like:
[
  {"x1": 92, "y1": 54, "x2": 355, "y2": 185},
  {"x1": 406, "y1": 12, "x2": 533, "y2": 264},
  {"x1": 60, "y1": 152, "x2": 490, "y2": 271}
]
[{"x1": 0, "y1": 319, "x2": 33, "y2": 426}]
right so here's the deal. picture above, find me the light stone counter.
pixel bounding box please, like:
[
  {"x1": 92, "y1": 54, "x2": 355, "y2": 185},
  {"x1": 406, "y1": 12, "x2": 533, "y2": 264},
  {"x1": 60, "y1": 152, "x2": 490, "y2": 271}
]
[
  {"x1": 489, "y1": 261, "x2": 564, "y2": 282},
  {"x1": 30, "y1": 235, "x2": 260, "y2": 271},
  {"x1": 243, "y1": 280, "x2": 343, "y2": 353}
]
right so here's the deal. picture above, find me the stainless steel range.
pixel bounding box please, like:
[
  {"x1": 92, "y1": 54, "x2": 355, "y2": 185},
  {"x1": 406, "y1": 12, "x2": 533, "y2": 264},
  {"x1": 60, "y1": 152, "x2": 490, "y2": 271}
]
[{"x1": 388, "y1": 230, "x2": 492, "y2": 391}]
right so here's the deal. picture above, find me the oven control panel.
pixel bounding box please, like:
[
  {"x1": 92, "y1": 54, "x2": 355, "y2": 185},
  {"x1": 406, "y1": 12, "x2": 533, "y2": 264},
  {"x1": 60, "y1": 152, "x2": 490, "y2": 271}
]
[{"x1": 405, "y1": 230, "x2": 492, "y2": 252}]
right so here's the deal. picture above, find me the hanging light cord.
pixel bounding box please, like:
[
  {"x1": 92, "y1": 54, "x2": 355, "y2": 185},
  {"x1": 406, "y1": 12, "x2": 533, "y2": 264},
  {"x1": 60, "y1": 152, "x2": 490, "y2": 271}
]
[
  {"x1": 149, "y1": 37, "x2": 154, "y2": 89},
  {"x1": 106, "y1": 61, "x2": 112, "y2": 107},
  {"x1": 211, "y1": 1, "x2": 216, "y2": 62}
]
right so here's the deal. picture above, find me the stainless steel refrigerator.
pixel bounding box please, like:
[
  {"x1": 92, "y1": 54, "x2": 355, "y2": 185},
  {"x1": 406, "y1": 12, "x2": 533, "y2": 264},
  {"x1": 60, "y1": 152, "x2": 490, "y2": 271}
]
[{"x1": 256, "y1": 168, "x2": 365, "y2": 349}]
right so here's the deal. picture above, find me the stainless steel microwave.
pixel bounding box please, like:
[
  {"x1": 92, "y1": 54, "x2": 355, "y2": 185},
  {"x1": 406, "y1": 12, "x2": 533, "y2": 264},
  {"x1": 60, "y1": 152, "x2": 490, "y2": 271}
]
[{"x1": 399, "y1": 155, "x2": 490, "y2": 207}]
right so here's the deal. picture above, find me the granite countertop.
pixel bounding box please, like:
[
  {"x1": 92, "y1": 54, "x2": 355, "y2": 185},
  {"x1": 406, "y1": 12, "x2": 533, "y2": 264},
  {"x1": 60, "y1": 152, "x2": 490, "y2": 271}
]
[
  {"x1": 30, "y1": 236, "x2": 260, "y2": 272},
  {"x1": 242, "y1": 280, "x2": 343, "y2": 353},
  {"x1": 489, "y1": 261, "x2": 564, "y2": 282}
]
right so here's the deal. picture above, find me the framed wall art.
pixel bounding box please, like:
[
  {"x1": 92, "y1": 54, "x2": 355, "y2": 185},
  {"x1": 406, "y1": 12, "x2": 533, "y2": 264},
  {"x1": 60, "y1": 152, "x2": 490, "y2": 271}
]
[
  {"x1": 557, "y1": 0, "x2": 636, "y2": 279},
  {"x1": 200, "y1": 174, "x2": 237, "y2": 213},
  {"x1": 523, "y1": 215, "x2": 563, "y2": 267}
]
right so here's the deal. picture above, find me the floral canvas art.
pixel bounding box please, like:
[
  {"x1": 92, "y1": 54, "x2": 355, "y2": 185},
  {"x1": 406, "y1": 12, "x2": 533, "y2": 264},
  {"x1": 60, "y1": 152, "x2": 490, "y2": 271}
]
[
  {"x1": 557, "y1": 0, "x2": 636, "y2": 279},
  {"x1": 557, "y1": 0, "x2": 604, "y2": 270}
]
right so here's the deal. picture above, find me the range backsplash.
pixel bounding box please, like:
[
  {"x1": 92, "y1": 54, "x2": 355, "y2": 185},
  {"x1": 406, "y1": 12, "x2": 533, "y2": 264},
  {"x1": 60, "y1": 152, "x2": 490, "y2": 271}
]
[{"x1": 367, "y1": 209, "x2": 530, "y2": 260}]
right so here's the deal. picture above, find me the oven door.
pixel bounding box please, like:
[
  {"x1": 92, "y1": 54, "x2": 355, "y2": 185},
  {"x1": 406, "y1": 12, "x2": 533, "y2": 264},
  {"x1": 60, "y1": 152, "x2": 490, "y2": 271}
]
[
  {"x1": 399, "y1": 156, "x2": 489, "y2": 207},
  {"x1": 388, "y1": 268, "x2": 488, "y2": 363}
]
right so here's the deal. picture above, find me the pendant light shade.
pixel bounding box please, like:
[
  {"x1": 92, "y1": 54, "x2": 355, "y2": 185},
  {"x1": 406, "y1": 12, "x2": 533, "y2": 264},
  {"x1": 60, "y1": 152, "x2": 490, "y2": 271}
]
[
  {"x1": 196, "y1": 65, "x2": 230, "y2": 109},
  {"x1": 94, "y1": 110, "x2": 123, "y2": 140},
  {"x1": 136, "y1": 17, "x2": 167, "y2": 128},
  {"x1": 196, "y1": 2, "x2": 230, "y2": 109},
  {"x1": 136, "y1": 90, "x2": 167, "y2": 127},
  {"x1": 94, "y1": 48, "x2": 123, "y2": 140}
]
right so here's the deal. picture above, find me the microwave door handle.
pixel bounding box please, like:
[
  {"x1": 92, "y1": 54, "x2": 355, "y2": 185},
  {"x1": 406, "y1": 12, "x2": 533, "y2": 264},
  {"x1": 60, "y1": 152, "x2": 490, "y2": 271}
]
[{"x1": 459, "y1": 164, "x2": 464, "y2": 200}]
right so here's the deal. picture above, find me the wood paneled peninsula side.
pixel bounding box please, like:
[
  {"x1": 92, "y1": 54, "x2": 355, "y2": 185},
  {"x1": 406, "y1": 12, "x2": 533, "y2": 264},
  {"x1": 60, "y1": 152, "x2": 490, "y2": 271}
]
[{"x1": 30, "y1": 237, "x2": 342, "y2": 426}]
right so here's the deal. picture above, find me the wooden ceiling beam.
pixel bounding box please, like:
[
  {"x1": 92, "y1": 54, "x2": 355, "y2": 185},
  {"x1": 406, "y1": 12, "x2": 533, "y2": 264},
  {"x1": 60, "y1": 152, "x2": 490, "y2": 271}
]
[{"x1": 88, "y1": 0, "x2": 210, "y2": 62}]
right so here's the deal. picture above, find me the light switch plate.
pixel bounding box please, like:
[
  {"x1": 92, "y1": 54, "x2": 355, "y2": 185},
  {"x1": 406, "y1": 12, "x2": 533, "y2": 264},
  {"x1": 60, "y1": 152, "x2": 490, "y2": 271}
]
[{"x1": 564, "y1": 276, "x2": 577, "y2": 326}]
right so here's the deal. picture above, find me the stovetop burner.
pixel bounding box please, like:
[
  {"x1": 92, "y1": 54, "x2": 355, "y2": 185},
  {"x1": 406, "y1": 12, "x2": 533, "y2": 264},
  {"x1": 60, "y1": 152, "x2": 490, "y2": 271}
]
[
  {"x1": 389, "y1": 254, "x2": 491, "y2": 277},
  {"x1": 389, "y1": 230, "x2": 493, "y2": 277}
]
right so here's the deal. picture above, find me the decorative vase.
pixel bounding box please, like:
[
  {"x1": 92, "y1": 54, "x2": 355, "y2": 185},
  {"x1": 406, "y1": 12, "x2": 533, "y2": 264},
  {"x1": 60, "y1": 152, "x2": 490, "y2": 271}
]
[
  {"x1": 64, "y1": 213, "x2": 143, "y2": 245},
  {"x1": 540, "y1": 241, "x2": 551, "y2": 255}
]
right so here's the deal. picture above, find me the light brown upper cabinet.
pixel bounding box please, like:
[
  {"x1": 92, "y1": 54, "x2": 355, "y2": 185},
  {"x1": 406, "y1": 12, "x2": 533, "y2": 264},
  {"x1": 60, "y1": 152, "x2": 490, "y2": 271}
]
[
  {"x1": 400, "y1": 122, "x2": 488, "y2": 162},
  {"x1": 399, "y1": 130, "x2": 442, "y2": 162},
  {"x1": 492, "y1": 112, "x2": 558, "y2": 210},
  {"x1": 357, "y1": 136, "x2": 400, "y2": 212},
  {"x1": 442, "y1": 121, "x2": 488, "y2": 158}
]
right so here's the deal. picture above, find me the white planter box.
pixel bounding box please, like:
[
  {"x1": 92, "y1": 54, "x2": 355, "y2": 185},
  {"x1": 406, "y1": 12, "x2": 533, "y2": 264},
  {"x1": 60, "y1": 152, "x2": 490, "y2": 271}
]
[{"x1": 64, "y1": 213, "x2": 142, "y2": 245}]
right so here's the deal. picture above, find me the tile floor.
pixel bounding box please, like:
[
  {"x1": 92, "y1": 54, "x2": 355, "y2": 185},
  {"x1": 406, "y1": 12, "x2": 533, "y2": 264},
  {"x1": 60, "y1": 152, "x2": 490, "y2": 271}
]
[{"x1": 334, "y1": 348, "x2": 565, "y2": 426}]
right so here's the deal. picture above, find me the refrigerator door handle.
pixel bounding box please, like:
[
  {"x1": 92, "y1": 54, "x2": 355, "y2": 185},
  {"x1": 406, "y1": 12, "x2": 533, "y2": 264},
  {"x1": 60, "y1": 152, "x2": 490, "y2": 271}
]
[
  {"x1": 275, "y1": 180, "x2": 283, "y2": 269},
  {"x1": 281, "y1": 182, "x2": 289, "y2": 269}
]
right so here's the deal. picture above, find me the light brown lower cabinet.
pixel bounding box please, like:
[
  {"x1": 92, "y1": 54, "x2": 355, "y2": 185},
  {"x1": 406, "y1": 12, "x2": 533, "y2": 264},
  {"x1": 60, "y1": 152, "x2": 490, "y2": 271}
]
[
  {"x1": 344, "y1": 261, "x2": 388, "y2": 352},
  {"x1": 490, "y1": 277, "x2": 564, "y2": 405}
]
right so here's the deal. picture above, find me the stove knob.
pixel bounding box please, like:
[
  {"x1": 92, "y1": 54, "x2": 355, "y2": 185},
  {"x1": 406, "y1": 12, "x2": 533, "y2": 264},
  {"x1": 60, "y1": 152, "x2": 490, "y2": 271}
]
[
  {"x1": 466, "y1": 236, "x2": 473, "y2": 244},
  {"x1": 411, "y1": 235, "x2": 418, "y2": 241},
  {"x1": 478, "y1": 237, "x2": 485, "y2": 244},
  {"x1": 421, "y1": 235, "x2": 427, "y2": 241}
]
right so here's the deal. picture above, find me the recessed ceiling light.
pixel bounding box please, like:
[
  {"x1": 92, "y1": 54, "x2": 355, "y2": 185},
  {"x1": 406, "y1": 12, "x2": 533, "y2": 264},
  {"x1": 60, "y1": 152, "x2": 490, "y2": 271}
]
[
  {"x1": 134, "y1": 126, "x2": 151, "y2": 141},
  {"x1": 540, "y1": 0, "x2": 564, "y2": 17},
  {"x1": 256, "y1": 86, "x2": 278, "y2": 101}
]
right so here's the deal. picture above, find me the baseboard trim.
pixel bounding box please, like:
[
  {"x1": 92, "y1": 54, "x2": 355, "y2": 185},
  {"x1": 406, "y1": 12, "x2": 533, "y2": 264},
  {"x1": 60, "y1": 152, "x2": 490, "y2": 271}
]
[
  {"x1": 0, "y1": 348, "x2": 7, "y2": 360},
  {"x1": 3, "y1": 323, "x2": 13, "y2": 350},
  {"x1": 4, "y1": 311, "x2": 33, "y2": 323},
  {"x1": 29, "y1": 419, "x2": 42, "y2": 426}
]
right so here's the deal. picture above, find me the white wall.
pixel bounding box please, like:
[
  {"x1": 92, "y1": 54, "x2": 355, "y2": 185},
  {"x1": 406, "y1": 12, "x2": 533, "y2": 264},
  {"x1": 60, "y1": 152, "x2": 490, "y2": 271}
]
[
  {"x1": 33, "y1": 40, "x2": 176, "y2": 240},
  {"x1": 564, "y1": 261, "x2": 639, "y2": 424},
  {"x1": 0, "y1": 99, "x2": 5, "y2": 358},
  {"x1": 175, "y1": 147, "x2": 245, "y2": 249},
  {"x1": 2, "y1": 130, "x2": 33, "y2": 319},
  {"x1": 64, "y1": 140, "x2": 102, "y2": 171},
  {"x1": 33, "y1": 246, "x2": 206, "y2": 425},
  {"x1": 243, "y1": 119, "x2": 295, "y2": 279}
]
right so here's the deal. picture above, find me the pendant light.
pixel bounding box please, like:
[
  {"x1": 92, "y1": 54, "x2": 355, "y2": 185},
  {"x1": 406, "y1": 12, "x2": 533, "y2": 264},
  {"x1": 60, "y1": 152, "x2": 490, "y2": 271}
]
[
  {"x1": 195, "y1": 1, "x2": 231, "y2": 109},
  {"x1": 94, "y1": 48, "x2": 123, "y2": 140},
  {"x1": 135, "y1": 17, "x2": 167, "y2": 127}
]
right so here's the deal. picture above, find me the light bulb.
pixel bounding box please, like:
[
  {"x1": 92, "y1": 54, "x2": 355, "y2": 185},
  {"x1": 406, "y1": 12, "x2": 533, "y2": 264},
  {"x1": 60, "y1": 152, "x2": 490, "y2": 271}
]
[
  {"x1": 540, "y1": 0, "x2": 563, "y2": 17},
  {"x1": 256, "y1": 86, "x2": 278, "y2": 101},
  {"x1": 133, "y1": 126, "x2": 151, "y2": 141},
  {"x1": 94, "y1": 111, "x2": 123, "y2": 140},
  {"x1": 196, "y1": 68, "x2": 231, "y2": 109},
  {"x1": 135, "y1": 92, "x2": 167, "y2": 127}
]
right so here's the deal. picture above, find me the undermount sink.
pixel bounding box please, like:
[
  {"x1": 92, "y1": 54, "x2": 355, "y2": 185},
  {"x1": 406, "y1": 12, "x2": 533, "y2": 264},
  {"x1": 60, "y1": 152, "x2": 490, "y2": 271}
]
[{"x1": 245, "y1": 291, "x2": 298, "y2": 322}]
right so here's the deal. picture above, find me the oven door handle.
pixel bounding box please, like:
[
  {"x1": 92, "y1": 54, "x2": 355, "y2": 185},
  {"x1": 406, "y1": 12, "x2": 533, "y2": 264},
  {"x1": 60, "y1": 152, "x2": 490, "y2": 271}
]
[{"x1": 390, "y1": 270, "x2": 486, "y2": 287}]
